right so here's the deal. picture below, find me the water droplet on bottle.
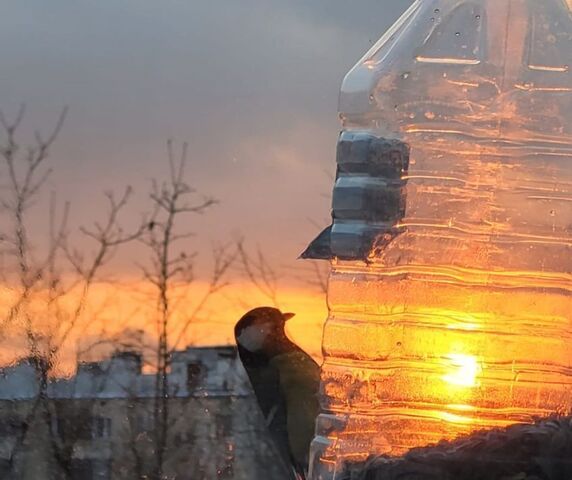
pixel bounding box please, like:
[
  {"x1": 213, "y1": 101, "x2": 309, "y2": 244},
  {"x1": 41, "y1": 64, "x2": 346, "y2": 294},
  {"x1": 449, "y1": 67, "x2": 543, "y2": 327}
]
[
  {"x1": 397, "y1": 342, "x2": 402, "y2": 347},
  {"x1": 402, "y1": 72, "x2": 410, "y2": 80},
  {"x1": 434, "y1": 8, "x2": 440, "y2": 14},
  {"x1": 430, "y1": 17, "x2": 435, "y2": 23},
  {"x1": 475, "y1": 14, "x2": 481, "y2": 20},
  {"x1": 369, "y1": 94, "x2": 375, "y2": 103},
  {"x1": 455, "y1": 32, "x2": 461, "y2": 37},
  {"x1": 425, "y1": 111, "x2": 436, "y2": 120}
]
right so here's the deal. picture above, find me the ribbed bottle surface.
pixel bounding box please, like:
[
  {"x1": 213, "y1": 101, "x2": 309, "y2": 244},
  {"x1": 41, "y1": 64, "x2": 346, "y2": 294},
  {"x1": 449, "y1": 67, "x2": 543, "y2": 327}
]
[
  {"x1": 309, "y1": 1, "x2": 572, "y2": 478},
  {"x1": 311, "y1": 133, "x2": 572, "y2": 476}
]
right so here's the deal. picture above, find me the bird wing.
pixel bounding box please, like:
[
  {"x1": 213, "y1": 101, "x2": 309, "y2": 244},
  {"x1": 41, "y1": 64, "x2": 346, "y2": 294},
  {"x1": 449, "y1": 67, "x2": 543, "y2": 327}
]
[
  {"x1": 271, "y1": 348, "x2": 321, "y2": 477},
  {"x1": 238, "y1": 347, "x2": 293, "y2": 475}
]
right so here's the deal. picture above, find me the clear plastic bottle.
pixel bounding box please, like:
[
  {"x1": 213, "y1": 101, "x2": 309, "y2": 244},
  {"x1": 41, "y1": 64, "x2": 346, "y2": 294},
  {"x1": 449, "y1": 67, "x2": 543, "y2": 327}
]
[{"x1": 309, "y1": 0, "x2": 572, "y2": 478}]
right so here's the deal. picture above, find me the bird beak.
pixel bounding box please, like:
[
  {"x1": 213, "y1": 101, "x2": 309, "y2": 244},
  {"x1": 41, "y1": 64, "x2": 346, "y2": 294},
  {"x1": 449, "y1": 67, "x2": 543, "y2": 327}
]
[{"x1": 283, "y1": 312, "x2": 296, "y2": 321}]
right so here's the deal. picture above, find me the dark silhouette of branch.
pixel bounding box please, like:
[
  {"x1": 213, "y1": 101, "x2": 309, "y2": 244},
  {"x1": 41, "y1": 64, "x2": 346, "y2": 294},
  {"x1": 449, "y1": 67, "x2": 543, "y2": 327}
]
[
  {"x1": 0, "y1": 108, "x2": 140, "y2": 478},
  {"x1": 236, "y1": 238, "x2": 281, "y2": 308},
  {"x1": 170, "y1": 243, "x2": 236, "y2": 351},
  {"x1": 137, "y1": 140, "x2": 233, "y2": 480}
]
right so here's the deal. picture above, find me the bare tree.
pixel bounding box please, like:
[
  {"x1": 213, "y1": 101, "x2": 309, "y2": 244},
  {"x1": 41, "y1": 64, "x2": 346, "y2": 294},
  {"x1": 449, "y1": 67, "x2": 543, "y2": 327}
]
[
  {"x1": 133, "y1": 140, "x2": 236, "y2": 480},
  {"x1": 0, "y1": 107, "x2": 144, "y2": 479},
  {"x1": 236, "y1": 236, "x2": 329, "y2": 310},
  {"x1": 236, "y1": 239, "x2": 281, "y2": 308},
  {"x1": 0, "y1": 110, "x2": 292, "y2": 480}
]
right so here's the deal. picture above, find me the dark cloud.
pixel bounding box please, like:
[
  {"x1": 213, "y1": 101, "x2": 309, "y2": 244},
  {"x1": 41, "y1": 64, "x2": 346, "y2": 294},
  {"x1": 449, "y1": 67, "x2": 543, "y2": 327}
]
[{"x1": 0, "y1": 0, "x2": 413, "y2": 275}]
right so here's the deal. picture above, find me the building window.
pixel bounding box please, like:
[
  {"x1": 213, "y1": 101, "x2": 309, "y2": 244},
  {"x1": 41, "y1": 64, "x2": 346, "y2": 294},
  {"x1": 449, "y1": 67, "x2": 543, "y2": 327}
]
[
  {"x1": 135, "y1": 412, "x2": 154, "y2": 433},
  {"x1": 71, "y1": 460, "x2": 93, "y2": 480},
  {"x1": 51, "y1": 415, "x2": 111, "y2": 441},
  {"x1": 92, "y1": 416, "x2": 112, "y2": 439},
  {"x1": 215, "y1": 413, "x2": 233, "y2": 438},
  {"x1": 51, "y1": 416, "x2": 68, "y2": 439},
  {"x1": 71, "y1": 459, "x2": 111, "y2": 480},
  {"x1": 187, "y1": 362, "x2": 204, "y2": 391}
]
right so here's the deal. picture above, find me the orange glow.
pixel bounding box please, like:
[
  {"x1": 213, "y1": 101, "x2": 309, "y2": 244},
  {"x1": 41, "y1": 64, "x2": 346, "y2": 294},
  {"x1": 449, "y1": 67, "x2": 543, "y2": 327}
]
[
  {"x1": 0, "y1": 280, "x2": 327, "y2": 374},
  {"x1": 312, "y1": 1, "x2": 572, "y2": 476},
  {"x1": 438, "y1": 411, "x2": 475, "y2": 426},
  {"x1": 322, "y1": 264, "x2": 572, "y2": 456},
  {"x1": 442, "y1": 353, "x2": 481, "y2": 388}
]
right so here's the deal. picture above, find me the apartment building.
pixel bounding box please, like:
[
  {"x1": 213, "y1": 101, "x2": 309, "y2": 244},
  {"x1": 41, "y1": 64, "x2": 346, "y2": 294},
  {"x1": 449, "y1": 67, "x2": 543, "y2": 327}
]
[{"x1": 0, "y1": 346, "x2": 290, "y2": 480}]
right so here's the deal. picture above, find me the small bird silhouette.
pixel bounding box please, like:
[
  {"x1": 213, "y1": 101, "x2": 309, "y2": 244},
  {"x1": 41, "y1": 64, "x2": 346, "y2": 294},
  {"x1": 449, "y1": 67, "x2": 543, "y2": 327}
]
[{"x1": 235, "y1": 307, "x2": 320, "y2": 480}]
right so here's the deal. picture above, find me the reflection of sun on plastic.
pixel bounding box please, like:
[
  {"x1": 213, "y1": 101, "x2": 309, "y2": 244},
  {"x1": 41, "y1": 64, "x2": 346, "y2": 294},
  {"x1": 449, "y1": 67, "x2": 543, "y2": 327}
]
[
  {"x1": 442, "y1": 353, "x2": 481, "y2": 388},
  {"x1": 440, "y1": 411, "x2": 474, "y2": 425}
]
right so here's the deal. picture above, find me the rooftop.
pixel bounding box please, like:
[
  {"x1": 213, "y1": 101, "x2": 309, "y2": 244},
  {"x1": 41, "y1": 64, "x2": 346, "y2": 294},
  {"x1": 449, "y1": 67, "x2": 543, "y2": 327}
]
[{"x1": 0, "y1": 346, "x2": 250, "y2": 401}]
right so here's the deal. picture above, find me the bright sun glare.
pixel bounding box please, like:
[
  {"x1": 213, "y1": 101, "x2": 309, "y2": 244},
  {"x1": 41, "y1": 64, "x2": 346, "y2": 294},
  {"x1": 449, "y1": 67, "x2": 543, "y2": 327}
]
[{"x1": 442, "y1": 353, "x2": 481, "y2": 388}]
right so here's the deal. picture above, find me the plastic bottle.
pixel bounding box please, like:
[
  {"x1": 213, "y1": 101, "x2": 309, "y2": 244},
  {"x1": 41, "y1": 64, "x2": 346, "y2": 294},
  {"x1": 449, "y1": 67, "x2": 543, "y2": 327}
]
[{"x1": 308, "y1": 1, "x2": 572, "y2": 478}]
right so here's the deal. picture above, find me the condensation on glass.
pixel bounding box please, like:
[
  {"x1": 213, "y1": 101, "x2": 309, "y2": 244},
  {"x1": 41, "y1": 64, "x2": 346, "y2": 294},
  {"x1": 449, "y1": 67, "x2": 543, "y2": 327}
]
[{"x1": 309, "y1": 0, "x2": 572, "y2": 478}]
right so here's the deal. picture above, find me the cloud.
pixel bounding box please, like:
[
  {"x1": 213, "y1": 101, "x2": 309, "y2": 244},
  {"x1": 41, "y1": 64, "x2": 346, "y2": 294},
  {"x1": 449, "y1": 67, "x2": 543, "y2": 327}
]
[{"x1": 0, "y1": 0, "x2": 413, "y2": 276}]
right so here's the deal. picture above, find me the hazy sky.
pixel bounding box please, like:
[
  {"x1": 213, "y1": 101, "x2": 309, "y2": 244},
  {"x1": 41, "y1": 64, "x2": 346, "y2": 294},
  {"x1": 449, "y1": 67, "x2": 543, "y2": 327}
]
[{"x1": 0, "y1": 0, "x2": 413, "y2": 280}]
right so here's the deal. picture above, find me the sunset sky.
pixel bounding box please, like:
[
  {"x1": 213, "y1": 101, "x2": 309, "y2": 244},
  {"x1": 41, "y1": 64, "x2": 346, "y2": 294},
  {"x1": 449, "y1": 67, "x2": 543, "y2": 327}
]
[{"x1": 0, "y1": 1, "x2": 413, "y2": 365}]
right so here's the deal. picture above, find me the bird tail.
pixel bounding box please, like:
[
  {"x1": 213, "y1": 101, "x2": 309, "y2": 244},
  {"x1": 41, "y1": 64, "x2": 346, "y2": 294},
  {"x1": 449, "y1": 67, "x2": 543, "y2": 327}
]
[
  {"x1": 293, "y1": 470, "x2": 306, "y2": 480},
  {"x1": 292, "y1": 463, "x2": 307, "y2": 480}
]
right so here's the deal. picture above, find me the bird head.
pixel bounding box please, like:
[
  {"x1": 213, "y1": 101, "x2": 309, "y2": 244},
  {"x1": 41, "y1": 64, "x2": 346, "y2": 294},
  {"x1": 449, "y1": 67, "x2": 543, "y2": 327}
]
[{"x1": 234, "y1": 307, "x2": 295, "y2": 354}]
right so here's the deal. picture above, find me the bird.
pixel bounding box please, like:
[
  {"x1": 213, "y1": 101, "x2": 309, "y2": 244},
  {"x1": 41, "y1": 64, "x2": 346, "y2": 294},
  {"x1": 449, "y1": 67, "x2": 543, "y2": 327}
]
[{"x1": 234, "y1": 307, "x2": 321, "y2": 480}]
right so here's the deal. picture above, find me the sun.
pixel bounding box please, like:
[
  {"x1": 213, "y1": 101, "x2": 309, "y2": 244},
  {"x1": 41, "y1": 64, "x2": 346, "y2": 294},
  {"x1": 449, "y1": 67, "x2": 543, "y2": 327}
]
[{"x1": 442, "y1": 353, "x2": 482, "y2": 388}]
